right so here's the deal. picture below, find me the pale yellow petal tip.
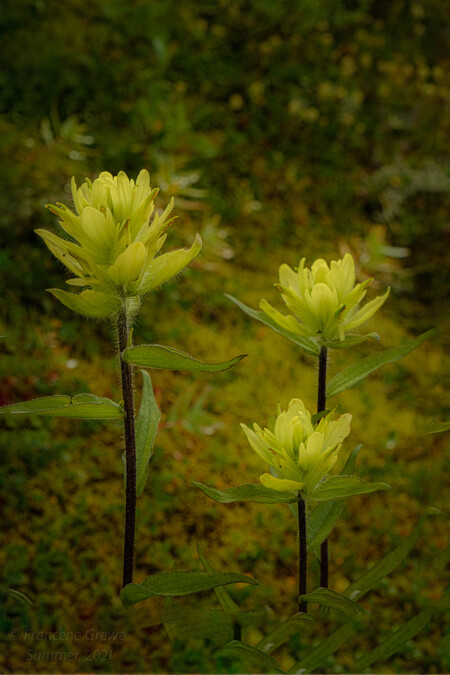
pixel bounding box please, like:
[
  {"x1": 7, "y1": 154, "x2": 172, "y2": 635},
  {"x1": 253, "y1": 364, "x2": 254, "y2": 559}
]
[
  {"x1": 193, "y1": 232, "x2": 203, "y2": 250},
  {"x1": 342, "y1": 252, "x2": 355, "y2": 265},
  {"x1": 137, "y1": 168, "x2": 150, "y2": 182},
  {"x1": 278, "y1": 262, "x2": 292, "y2": 275}
]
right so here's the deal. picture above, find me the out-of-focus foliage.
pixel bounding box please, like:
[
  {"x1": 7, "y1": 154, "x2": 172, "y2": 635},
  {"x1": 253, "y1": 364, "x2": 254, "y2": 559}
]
[{"x1": 1, "y1": 0, "x2": 448, "y2": 672}]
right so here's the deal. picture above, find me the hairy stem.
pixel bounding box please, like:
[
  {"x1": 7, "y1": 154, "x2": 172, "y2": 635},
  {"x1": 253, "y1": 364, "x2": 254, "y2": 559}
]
[
  {"x1": 318, "y1": 345, "x2": 329, "y2": 588},
  {"x1": 298, "y1": 495, "x2": 307, "y2": 612},
  {"x1": 117, "y1": 307, "x2": 137, "y2": 588}
]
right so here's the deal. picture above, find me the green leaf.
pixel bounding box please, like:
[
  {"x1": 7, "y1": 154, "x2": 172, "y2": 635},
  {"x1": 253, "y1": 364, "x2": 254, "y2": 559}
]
[
  {"x1": 289, "y1": 622, "x2": 358, "y2": 674},
  {"x1": 343, "y1": 512, "x2": 438, "y2": 601},
  {"x1": 327, "y1": 329, "x2": 434, "y2": 398},
  {"x1": 307, "y1": 500, "x2": 345, "y2": 552},
  {"x1": 120, "y1": 571, "x2": 258, "y2": 606},
  {"x1": 256, "y1": 613, "x2": 314, "y2": 655},
  {"x1": 48, "y1": 288, "x2": 122, "y2": 318},
  {"x1": 225, "y1": 294, "x2": 320, "y2": 357},
  {"x1": 0, "y1": 394, "x2": 123, "y2": 419},
  {"x1": 426, "y1": 419, "x2": 450, "y2": 434},
  {"x1": 196, "y1": 545, "x2": 262, "y2": 641},
  {"x1": 164, "y1": 608, "x2": 261, "y2": 642},
  {"x1": 311, "y1": 476, "x2": 390, "y2": 502},
  {"x1": 323, "y1": 332, "x2": 380, "y2": 349},
  {"x1": 42, "y1": 403, "x2": 123, "y2": 419},
  {"x1": 197, "y1": 545, "x2": 240, "y2": 615},
  {"x1": 71, "y1": 394, "x2": 115, "y2": 405},
  {"x1": 290, "y1": 513, "x2": 440, "y2": 675},
  {"x1": 122, "y1": 343, "x2": 246, "y2": 372},
  {"x1": 9, "y1": 588, "x2": 33, "y2": 606},
  {"x1": 355, "y1": 607, "x2": 433, "y2": 670},
  {"x1": 220, "y1": 641, "x2": 286, "y2": 674},
  {"x1": 310, "y1": 409, "x2": 331, "y2": 424},
  {"x1": 299, "y1": 588, "x2": 368, "y2": 616},
  {"x1": 135, "y1": 370, "x2": 161, "y2": 497},
  {"x1": 0, "y1": 396, "x2": 70, "y2": 414},
  {"x1": 307, "y1": 446, "x2": 361, "y2": 552},
  {"x1": 192, "y1": 482, "x2": 299, "y2": 504}
]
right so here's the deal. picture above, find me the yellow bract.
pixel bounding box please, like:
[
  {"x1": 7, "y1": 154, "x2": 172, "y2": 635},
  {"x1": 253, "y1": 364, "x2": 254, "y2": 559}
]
[
  {"x1": 241, "y1": 398, "x2": 351, "y2": 497},
  {"x1": 36, "y1": 170, "x2": 202, "y2": 318},
  {"x1": 260, "y1": 253, "x2": 389, "y2": 344}
]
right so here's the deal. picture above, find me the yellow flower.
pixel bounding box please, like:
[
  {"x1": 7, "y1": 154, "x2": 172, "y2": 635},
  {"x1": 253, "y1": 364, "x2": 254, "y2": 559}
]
[
  {"x1": 260, "y1": 253, "x2": 389, "y2": 345},
  {"x1": 36, "y1": 170, "x2": 202, "y2": 317},
  {"x1": 241, "y1": 399, "x2": 351, "y2": 497}
]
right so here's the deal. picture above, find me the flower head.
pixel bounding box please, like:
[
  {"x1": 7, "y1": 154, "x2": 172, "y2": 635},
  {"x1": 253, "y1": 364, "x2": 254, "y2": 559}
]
[
  {"x1": 36, "y1": 170, "x2": 202, "y2": 317},
  {"x1": 241, "y1": 399, "x2": 351, "y2": 497},
  {"x1": 260, "y1": 253, "x2": 389, "y2": 345}
]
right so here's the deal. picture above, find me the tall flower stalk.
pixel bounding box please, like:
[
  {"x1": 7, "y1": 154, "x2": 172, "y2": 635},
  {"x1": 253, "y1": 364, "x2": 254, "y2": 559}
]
[
  {"x1": 117, "y1": 306, "x2": 137, "y2": 587},
  {"x1": 317, "y1": 345, "x2": 328, "y2": 587},
  {"x1": 297, "y1": 495, "x2": 307, "y2": 612},
  {"x1": 36, "y1": 170, "x2": 203, "y2": 586},
  {"x1": 2, "y1": 169, "x2": 248, "y2": 591}
]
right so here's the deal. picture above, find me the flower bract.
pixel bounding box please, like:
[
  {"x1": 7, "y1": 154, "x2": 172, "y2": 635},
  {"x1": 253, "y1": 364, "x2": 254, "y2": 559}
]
[
  {"x1": 241, "y1": 399, "x2": 351, "y2": 497},
  {"x1": 260, "y1": 253, "x2": 389, "y2": 346},
  {"x1": 36, "y1": 170, "x2": 202, "y2": 318}
]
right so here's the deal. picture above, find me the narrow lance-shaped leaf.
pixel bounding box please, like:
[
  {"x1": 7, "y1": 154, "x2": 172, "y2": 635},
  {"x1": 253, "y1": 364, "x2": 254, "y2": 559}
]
[
  {"x1": 0, "y1": 394, "x2": 124, "y2": 420},
  {"x1": 225, "y1": 294, "x2": 320, "y2": 356},
  {"x1": 426, "y1": 419, "x2": 450, "y2": 434},
  {"x1": 135, "y1": 370, "x2": 161, "y2": 497},
  {"x1": 291, "y1": 511, "x2": 441, "y2": 675},
  {"x1": 307, "y1": 445, "x2": 361, "y2": 552},
  {"x1": 120, "y1": 571, "x2": 258, "y2": 606},
  {"x1": 298, "y1": 588, "x2": 368, "y2": 616},
  {"x1": 354, "y1": 607, "x2": 433, "y2": 671},
  {"x1": 163, "y1": 608, "x2": 258, "y2": 643},
  {"x1": 196, "y1": 546, "x2": 263, "y2": 638},
  {"x1": 197, "y1": 545, "x2": 240, "y2": 615},
  {"x1": 220, "y1": 641, "x2": 286, "y2": 674},
  {"x1": 123, "y1": 343, "x2": 247, "y2": 372},
  {"x1": 344, "y1": 510, "x2": 440, "y2": 601},
  {"x1": 310, "y1": 475, "x2": 390, "y2": 502},
  {"x1": 256, "y1": 613, "x2": 314, "y2": 655},
  {"x1": 327, "y1": 329, "x2": 435, "y2": 398},
  {"x1": 192, "y1": 482, "x2": 299, "y2": 504},
  {"x1": 140, "y1": 600, "x2": 262, "y2": 642},
  {"x1": 9, "y1": 588, "x2": 33, "y2": 606},
  {"x1": 0, "y1": 396, "x2": 70, "y2": 415},
  {"x1": 289, "y1": 622, "x2": 358, "y2": 674}
]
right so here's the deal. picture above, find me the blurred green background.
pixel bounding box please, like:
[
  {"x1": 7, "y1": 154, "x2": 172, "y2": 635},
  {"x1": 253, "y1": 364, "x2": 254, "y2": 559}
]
[{"x1": 0, "y1": 0, "x2": 448, "y2": 672}]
